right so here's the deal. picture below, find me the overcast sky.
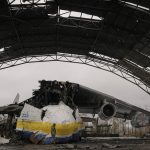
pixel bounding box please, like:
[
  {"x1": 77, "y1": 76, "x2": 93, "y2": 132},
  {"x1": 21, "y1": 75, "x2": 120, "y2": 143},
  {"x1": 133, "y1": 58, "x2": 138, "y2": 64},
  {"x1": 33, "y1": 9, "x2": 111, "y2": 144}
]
[{"x1": 0, "y1": 62, "x2": 149, "y2": 110}]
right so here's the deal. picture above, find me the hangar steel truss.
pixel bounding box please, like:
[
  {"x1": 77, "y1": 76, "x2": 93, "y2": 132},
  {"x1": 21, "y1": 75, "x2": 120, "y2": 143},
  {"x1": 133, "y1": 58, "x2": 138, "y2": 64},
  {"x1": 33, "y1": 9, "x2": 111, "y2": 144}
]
[
  {"x1": 0, "y1": 0, "x2": 150, "y2": 95},
  {"x1": 0, "y1": 53, "x2": 149, "y2": 95}
]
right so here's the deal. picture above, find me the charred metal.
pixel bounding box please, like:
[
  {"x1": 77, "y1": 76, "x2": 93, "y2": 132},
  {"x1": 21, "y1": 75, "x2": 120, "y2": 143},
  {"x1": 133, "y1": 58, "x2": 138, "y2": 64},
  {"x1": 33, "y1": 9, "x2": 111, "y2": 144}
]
[{"x1": 0, "y1": 80, "x2": 150, "y2": 142}]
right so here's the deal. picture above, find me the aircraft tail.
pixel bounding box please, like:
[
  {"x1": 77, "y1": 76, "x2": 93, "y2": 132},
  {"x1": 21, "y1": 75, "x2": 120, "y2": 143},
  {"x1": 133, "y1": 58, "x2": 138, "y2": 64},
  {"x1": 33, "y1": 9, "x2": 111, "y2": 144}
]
[{"x1": 13, "y1": 93, "x2": 20, "y2": 104}]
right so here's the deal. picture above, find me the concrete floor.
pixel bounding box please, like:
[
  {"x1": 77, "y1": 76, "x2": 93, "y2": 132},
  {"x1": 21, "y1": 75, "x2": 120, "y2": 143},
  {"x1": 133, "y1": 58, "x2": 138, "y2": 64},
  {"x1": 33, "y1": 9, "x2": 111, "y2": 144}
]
[
  {"x1": 0, "y1": 143, "x2": 150, "y2": 150},
  {"x1": 0, "y1": 137, "x2": 150, "y2": 150}
]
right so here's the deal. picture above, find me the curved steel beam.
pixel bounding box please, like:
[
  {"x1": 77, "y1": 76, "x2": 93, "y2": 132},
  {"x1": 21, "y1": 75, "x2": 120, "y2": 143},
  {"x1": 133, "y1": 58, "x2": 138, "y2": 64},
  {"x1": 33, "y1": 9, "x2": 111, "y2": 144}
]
[{"x1": 0, "y1": 53, "x2": 149, "y2": 95}]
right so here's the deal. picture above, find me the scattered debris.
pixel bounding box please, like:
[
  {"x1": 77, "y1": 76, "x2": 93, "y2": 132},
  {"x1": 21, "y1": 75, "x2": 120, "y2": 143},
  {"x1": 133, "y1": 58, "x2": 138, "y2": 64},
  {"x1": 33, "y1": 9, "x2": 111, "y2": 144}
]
[
  {"x1": 102, "y1": 143, "x2": 121, "y2": 149},
  {"x1": 0, "y1": 137, "x2": 9, "y2": 144}
]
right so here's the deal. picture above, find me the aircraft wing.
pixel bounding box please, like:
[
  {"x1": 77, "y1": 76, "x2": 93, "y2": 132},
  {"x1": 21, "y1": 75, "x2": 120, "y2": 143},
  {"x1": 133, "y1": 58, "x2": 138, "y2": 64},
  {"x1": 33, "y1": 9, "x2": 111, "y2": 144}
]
[
  {"x1": 74, "y1": 85, "x2": 150, "y2": 127},
  {"x1": 0, "y1": 104, "x2": 23, "y2": 114},
  {"x1": 0, "y1": 93, "x2": 22, "y2": 114},
  {"x1": 0, "y1": 82, "x2": 149, "y2": 128}
]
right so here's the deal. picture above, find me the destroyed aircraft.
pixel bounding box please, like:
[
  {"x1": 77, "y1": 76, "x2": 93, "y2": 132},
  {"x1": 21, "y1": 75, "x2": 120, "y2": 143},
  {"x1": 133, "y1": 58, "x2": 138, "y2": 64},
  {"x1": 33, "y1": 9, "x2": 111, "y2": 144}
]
[{"x1": 0, "y1": 80, "x2": 150, "y2": 144}]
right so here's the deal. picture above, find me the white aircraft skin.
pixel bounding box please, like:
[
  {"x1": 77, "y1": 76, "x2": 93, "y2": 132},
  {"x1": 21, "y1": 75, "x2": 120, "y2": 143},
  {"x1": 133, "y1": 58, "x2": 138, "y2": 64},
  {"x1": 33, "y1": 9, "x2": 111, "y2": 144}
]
[{"x1": 16, "y1": 102, "x2": 84, "y2": 144}]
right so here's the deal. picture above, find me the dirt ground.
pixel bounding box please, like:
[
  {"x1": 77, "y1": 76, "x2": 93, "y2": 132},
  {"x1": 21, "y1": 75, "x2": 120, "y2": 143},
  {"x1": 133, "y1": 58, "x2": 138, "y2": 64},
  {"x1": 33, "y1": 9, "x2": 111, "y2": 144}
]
[{"x1": 0, "y1": 137, "x2": 150, "y2": 150}]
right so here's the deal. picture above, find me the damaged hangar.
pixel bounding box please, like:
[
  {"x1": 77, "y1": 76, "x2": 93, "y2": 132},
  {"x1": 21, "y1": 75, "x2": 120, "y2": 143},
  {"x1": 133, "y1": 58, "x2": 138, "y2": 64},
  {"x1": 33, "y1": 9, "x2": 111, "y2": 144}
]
[{"x1": 0, "y1": 0, "x2": 150, "y2": 94}]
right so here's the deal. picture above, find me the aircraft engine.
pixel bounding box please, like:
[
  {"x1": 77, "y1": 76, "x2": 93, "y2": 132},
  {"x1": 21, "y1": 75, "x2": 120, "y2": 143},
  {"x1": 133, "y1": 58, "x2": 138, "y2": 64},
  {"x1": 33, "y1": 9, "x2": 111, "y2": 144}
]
[
  {"x1": 98, "y1": 103, "x2": 116, "y2": 120},
  {"x1": 131, "y1": 112, "x2": 150, "y2": 128}
]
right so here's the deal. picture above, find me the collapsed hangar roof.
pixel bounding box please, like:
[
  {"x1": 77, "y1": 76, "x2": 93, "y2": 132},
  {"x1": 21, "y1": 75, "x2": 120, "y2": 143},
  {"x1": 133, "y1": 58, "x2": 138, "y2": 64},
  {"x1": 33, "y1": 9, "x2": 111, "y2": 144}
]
[{"x1": 0, "y1": 0, "x2": 150, "y2": 94}]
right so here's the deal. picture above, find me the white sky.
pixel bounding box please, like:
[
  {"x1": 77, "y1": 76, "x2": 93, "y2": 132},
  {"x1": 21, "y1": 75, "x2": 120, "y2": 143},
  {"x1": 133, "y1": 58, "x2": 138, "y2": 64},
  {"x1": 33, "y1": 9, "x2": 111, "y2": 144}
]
[{"x1": 0, "y1": 62, "x2": 149, "y2": 110}]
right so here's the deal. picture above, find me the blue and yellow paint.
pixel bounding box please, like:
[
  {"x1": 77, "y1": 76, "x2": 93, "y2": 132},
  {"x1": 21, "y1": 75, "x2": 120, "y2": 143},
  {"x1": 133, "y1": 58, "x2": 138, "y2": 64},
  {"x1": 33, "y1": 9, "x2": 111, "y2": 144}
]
[{"x1": 16, "y1": 119, "x2": 84, "y2": 144}]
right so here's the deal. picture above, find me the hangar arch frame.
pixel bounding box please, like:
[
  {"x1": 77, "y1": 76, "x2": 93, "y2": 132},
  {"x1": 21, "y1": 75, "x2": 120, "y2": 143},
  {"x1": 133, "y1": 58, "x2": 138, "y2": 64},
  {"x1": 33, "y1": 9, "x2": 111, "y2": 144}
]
[
  {"x1": 0, "y1": 0, "x2": 150, "y2": 95},
  {"x1": 0, "y1": 52, "x2": 149, "y2": 95}
]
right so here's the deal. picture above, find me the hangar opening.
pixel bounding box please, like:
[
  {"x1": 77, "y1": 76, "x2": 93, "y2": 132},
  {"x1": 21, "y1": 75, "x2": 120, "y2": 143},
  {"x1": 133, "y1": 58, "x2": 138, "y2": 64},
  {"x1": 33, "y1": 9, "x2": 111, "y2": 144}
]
[{"x1": 0, "y1": 0, "x2": 150, "y2": 94}]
